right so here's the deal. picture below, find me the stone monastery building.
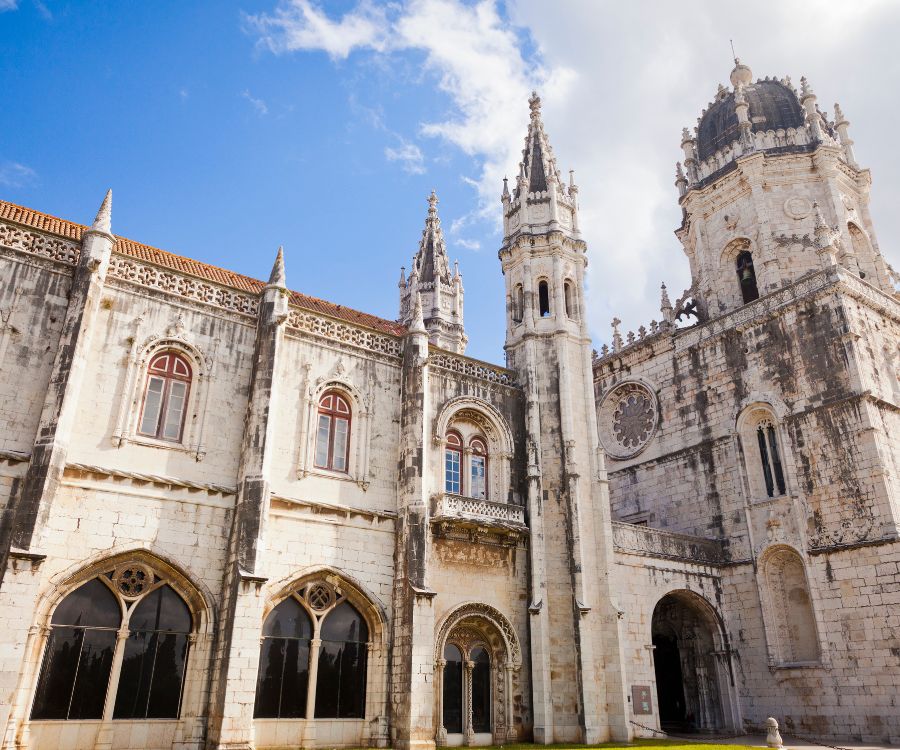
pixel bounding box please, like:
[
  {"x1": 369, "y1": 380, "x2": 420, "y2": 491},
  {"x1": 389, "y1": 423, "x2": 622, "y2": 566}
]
[{"x1": 0, "y1": 58, "x2": 899, "y2": 750}]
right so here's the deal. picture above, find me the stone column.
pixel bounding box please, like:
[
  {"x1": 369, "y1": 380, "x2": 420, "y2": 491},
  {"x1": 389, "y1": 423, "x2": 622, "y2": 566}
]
[
  {"x1": 1, "y1": 624, "x2": 49, "y2": 750},
  {"x1": 435, "y1": 658, "x2": 447, "y2": 747},
  {"x1": 463, "y1": 659, "x2": 474, "y2": 746},
  {"x1": 94, "y1": 626, "x2": 130, "y2": 750},
  {"x1": 504, "y1": 664, "x2": 516, "y2": 741}
]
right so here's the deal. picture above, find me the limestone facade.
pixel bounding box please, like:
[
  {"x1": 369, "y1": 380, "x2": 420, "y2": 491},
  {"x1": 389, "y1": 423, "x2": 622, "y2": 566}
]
[{"x1": 0, "y1": 59, "x2": 897, "y2": 750}]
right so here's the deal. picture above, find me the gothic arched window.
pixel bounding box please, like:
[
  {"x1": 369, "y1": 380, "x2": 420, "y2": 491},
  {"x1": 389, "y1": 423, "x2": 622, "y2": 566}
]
[
  {"x1": 736, "y1": 250, "x2": 759, "y2": 304},
  {"x1": 314, "y1": 391, "x2": 351, "y2": 472},
  {"x1": 31, "y1": 567, "x2": 195, "y2": 722},
  {"x1": 538, "y1": 280, "x2": 551, "y2": 317},
  {"x1": 756, "y1": 419, "x2": 786, "y2": 497},
  {"x1": 470, "y1": 646, "x2": 491, "y2": 733},
  {"x1": 315, "y1": 601, "x2": 368, "y2": 718},
  {"x1": 470, "y1": 437, "x2": 488, "y2": 500},
  {"x1": 254, "y1": 582, "x2": 370, "y2": 721},
  {"x1": 445, "y1": 431, "x2": 463, "y2": 494},
  {"x1": 512, "y1": 284, "x2": 524, "y2": 323},
  {"x1": 138, "y1": 351, "x2": 192, "y2": 441},
  {"x1": 255, "y1": 598, "x2": 312, "y2": 718},
  {"x1": 762, "y1": 547, "x2": 820, "y2": 664},
  {"x1": 442, "y1": 644, "x2": 463, "y2": 734},
  {"x1": 31, "y1": 579, "x2": 121, "y2": 720}
]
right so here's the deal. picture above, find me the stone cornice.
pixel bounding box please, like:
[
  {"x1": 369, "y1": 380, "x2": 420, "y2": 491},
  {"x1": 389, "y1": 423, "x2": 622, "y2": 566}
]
[
  {"x1": 64, "y1": 462, "x2": 235, "y2": 495},
  {"x1": 428, "y1": 347, "x2": 520, "y2": 390}
]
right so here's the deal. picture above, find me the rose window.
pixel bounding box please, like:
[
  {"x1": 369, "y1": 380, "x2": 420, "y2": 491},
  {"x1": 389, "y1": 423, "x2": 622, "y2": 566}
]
[{"x1": 598, "y1": 381, "x2": 659, "y2": 459}]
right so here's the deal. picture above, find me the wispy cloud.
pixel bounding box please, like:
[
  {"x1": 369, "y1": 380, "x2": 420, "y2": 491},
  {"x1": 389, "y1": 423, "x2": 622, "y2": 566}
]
[
  {"x1": 246, "y1": 0, "x2": 388, "y2": 60},
  {"x1": 0, "y1": 162, "x2": 37, "y2": 188},
  {"x1": 242, "y1": 90, "x2": 269, "y2": 116},
  {"x1": 0, "y1": 0, "x2": 18, "y2": 11},
  {"x1": 455, "y1": 238, "x2": 481, "y2": 251},
  {"x1": 384, "y1": 140, "x2": 426, "y2": 175},
  {"x1": 179, "y1": 88, "x2": 189, "y2": 102},
  {"x1": 33, "y1": 0, "x2": 51, "y2": 19}
]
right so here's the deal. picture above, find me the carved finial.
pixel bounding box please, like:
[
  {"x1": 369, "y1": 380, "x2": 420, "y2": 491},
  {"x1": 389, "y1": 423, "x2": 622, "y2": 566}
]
[
  {"x1": 398, "y1": 266, "x2": 406, "y2": 287},
  {"x1": 800, "y1": 76, "x2": 815, "y2": 100},
  {"x1": 427, "y1": 190, "x2": 438, "y2": 217},
  {"x1": 267, "y1": 246, "x2": 286, "y2": 287},
  {"x1": 730, "y1": 57, "x2": 752, "y2": 87},
  {"x1": 660, "y1": 282, "x2": 672, "y2": 310},
  {"x1": 501, "y1": 176, "x2": 510, "y2": 199},
  {"x1": 716, "y1": 82, "x2": 728, "y2": 99},
  {"x1": 92, "y1": 189, "x2": 113, "y2": 234},
  {"x1": 611, "y1": 317, "x2": 623, "y2": 351},
  {"x1": 529, "y1": 90, "x2": 541, "y2": 116},
  {"x1": 834, "y1": 102, "x2": 846, "y2": 124},
  {"x1": 409, "y1": 292, "x2": 426, "y2": 335},
  {"x1": 681, "y1": 127, "x2": 692, "y2": 144}
]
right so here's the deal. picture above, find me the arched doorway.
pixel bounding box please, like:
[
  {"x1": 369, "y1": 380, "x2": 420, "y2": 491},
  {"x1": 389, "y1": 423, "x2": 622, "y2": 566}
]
[
  {"x1": 651, "y1": 591, "x2": 736, "y2": 733},
  {"x1": 434, "y1": 603, "x2": 521, "y2": 747}
]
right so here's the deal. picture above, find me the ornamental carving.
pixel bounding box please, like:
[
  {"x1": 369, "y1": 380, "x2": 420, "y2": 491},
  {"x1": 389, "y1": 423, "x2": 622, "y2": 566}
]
[
  {"x1": 783, "y1": 195, "x2": 812, "y2": 220},
  {"x1": 598, "y1": 381, "x2": 659, "y2": 459},
  {"x1": 114, "y1": 563, "x2": 156, "y2": 598}
]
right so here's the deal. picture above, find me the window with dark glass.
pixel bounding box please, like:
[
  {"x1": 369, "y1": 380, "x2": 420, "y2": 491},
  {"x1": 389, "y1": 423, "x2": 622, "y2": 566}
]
[
  {"x1": 756, "y1": 422, "x2": 786, "y2": 497},
  {"x1": 31, "y1": 579, "x2": 121, "y2": 721},
  {"x1": 564, "y1": 281, "x2": 574, "y2": 319},
  {"x1": 113, "y1": 585, "x2": 192, "y2": 719},
  {"x1": 538, "y1": 280, "x2": 551, "y2": 317},
  {"x1": 445, "y1": 432, "x2": 462, "y2": 494},
  {"x1": 254, "y1": 598, "x2": 312, "y2": 718},
  {"x1": 138, "y1": 351, "x2": 192, "y2": 442},
  {"x1": 442, "y1": 644, "x2": 463, "y2": 734},
  {"x1": 736, "y1": 251, "x2": 759, "y2": 304},
  {"x1": 314, "y1": 601, "x2": 368, "y2": 719},
  {"x1": 314, "y1": 391, "x2": 351, "y2": 472},
  {"x1": 470, "y1": 646, "x2": 491, "y2": 733},
  {"x1": 470, "y1": 438, "x2": 488, "y2": 500}
]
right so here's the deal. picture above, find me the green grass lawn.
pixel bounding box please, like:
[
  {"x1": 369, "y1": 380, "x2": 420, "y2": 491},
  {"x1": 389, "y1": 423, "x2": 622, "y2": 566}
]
[{"x1": 464, "y1": 740, "x2": 757, "y2": 750}]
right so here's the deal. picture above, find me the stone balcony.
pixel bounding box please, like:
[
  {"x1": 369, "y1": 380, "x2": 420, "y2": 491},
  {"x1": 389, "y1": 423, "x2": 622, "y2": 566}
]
[
  {"x1": 430, "y1": 493, "x2": 528, "y2": 546},
  {"x1": 612, "y1": 521, "x2": 725, "y2": 565}
]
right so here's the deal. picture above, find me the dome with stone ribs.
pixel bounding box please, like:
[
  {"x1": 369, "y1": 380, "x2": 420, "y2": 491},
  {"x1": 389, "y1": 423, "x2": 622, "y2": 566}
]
[{"x1": 696, "y1": 61, "x2": 806, "y2": 161}]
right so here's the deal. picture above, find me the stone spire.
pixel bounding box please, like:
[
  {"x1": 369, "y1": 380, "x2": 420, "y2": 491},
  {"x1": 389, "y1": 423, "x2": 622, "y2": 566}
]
[
  {"x1": 268, "y1": 246, "x2": 286, "y2": 288},
  {"x1": 91, "y1": 189, "x2": 112, "y2": 235},
  {"x1": 398, "y1": 192, "x2": 467, "y2": 353},
  {"x1": 834, "y1": 103, "x2": 858, "y2": 167},
  {"x1": 502, "y1": 92, "x2": 580, "y2": 242}
]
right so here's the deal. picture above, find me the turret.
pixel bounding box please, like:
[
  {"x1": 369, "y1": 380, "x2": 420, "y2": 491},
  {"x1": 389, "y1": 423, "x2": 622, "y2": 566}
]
[{"x1": 398, "y1": 191, "x2": 467, "y2": 353}]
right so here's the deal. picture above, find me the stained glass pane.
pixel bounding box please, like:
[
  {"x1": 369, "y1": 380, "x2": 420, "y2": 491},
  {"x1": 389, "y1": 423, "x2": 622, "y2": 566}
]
[{"x1": 139, "y1": 377, "x2": 165, "y2": 436}]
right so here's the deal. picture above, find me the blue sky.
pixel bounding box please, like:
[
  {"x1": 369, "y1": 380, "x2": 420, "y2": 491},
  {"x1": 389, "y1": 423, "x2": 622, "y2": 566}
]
[{"x1": 3, "y1": 1, "x2": 900, "y2": 363}]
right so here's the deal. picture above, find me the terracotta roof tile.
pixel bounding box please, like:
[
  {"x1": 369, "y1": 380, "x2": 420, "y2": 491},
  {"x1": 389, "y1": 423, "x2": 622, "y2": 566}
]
[{"x1": 0, "y1": 199, "x2": 406, "y2": 336}]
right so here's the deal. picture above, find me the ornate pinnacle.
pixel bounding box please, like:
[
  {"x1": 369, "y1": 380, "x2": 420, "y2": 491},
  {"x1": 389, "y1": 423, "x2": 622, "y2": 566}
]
[
  {"x1": 267, "y1": 245, "x2": 286, "y2": 287},
  {"x1": 501, "y1": 176, "x2": 510, "y2": 199},
  {"x1": 834, "y1": 102, "x2": 847, "y2": 126},
  {"x1": 92, "y1": 189, "x2": 112, "y2": 234},
  {"x1": 398, "y1": 266, "x2": 406, "y2": 287},
  {"x1": 800, "y1": 76, "x2": 815, "y2": 101},
  {"x1": 529, "y1": 90, "x2": 541, "y2": 117},
  {"x1": 611, "y1": 317, "x2": 624, "y2": 351},
  {"x1": 409, "y1": 292, "x2": 426, "y2": 335},
  {"x1": 427, "y1": 190, "x2": 438, "y2": 217}
]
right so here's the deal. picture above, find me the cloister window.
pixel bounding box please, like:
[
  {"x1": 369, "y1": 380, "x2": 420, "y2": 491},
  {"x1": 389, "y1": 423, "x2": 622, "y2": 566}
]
[
  {"x1": 31, "y1": 567, "x2": 193, "y2": 722},
  {"x1": 445, "y1": 432, "x2": 462, "y2": 494},
  {"x1": 442, "y1": 644, "x2": 463, "y2": 734},
  {"x1": 470, "y1": 438, "x2": 488, "y2": 500},
  {"x1": 254, "y1": 581, "x2": 369, "y2": 720},
  {"x1": 138, "y1": 351, "x2": 192, "y2": 442},
  {"x1": 756, "y1": 419, "x2": 786, "y2": 497},
  {"x1": 315, "y1": 391, "x2": 351, "y2": 472},
  {"x1": 470, "y1": 646, "x2": 491, "y2": 733},
  {"x1": 538, "y1": 280, "x2": 551, "y2": 317},
  {"x1": 445, "y1": 431, "x2": 489, "y2": 499},
  {"x1": 736, "y1": 251, "x2": 759, "y2": 304}
]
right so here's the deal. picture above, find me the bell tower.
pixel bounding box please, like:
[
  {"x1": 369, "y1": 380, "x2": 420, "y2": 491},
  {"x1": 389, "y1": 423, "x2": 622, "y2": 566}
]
[{"x1": 499, "y1": 93, "x2": 630, "y2": 744}]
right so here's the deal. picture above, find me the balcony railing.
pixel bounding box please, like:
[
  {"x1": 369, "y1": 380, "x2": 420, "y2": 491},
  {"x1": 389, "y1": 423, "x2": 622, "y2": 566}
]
[
  {"x1": 612, "y1": 521, "x2": 724, "y2": 565},
  {"x1": 431, "y1": 493, "x2": 527, "y2": 545}
]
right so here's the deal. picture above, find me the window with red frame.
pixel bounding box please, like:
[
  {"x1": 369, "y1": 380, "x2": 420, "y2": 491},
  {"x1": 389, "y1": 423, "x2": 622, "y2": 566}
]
[
  {"x1": 444, "y1": 432, "x2": 462, "y2": 494},
  {"x1": 314, "y1": 392, "x2": 351, "y2": 472},
  {"x1": 138, "y1": 352, "x2": 192, "y2": 442},
  {"x1": 470, "y1": 437, "x2": 488, "y2": 499}
]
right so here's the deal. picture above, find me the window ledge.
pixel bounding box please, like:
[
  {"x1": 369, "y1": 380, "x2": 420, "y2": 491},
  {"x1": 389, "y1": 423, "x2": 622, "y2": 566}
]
[
  {"x1": 299, "y1": 467, "x2": 368, "y2": 490},
  {"x1": 769, "y1": 661, "x2": 826, "y2": 671},
  {"x1": 122, "y1": 434, "x2": 193, "y2": 454}
]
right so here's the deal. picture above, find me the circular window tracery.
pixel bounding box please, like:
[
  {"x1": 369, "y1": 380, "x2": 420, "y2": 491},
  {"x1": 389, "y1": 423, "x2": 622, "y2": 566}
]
[
  {"x1": 598, "y1": 381, "x2": 659, "y2": 459},
  {"x1": 306, "y1": 582, "x2": 335, "y2": 611},
  {"x1": 114, "y1": 563, "x2": 155, "y2": 598}
]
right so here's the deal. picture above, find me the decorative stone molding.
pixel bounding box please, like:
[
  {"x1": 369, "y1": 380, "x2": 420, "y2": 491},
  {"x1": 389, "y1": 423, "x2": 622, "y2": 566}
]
[
  {"x1": 286, "y1": 308, "x2": 402, "y2": 358},
  {"x1": 611, "y1": 521, "x2": 725, "y2": 565},
  {"x1": 0, "y1": 221, "x2": 80, "y2": 266},
  {"x1": 430, "y1": 493, "x2": 527, "y2": 546},
  {"x1": 65, "y1": 462, "x2": 235, "y2": 495},
  {"x1": 597, "y1": 380, "x2": 660, "y2": 459},
  {"x1": 429, "y1": 350, "x2": 518, "y2": 387},
  {"x1": 434, "y1": 602, "x2": 522, "y2": 668}
]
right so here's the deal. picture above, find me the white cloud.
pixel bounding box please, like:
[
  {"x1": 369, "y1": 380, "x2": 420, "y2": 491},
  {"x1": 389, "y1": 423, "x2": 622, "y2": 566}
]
[
  {"x1": 0, "y1": 162, "x2": 37, "y2": 188},
  {"x1": 242, "y1": 90, "x2": 269, "y2": 116},
  {"x1": 0, "y1": 0, "x2": 18, "y2": 11},
  {"x1": 456, "y1": 238, "x2": 481, "y2": 251},
  {"x1": 249, "y1": 0, "x2": 900, "y2": 350},
  {"x1": 246, "y1": 0, "x2": 388, "y2": 59},
  {"x1": 385, "y1": 140, "x2": 426, "y2": 175},
  {"x1": 179, "y1": 88, "x2": 189, "y2": 101}
]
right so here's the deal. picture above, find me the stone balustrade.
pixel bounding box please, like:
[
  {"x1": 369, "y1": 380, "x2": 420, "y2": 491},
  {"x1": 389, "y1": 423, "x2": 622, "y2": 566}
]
[
  {"x1": 612, "y1": 520, "x2": 724, "y2": 565},
  {"x1": 430, "y1": 493, "x2": 527, "y2": 546}
]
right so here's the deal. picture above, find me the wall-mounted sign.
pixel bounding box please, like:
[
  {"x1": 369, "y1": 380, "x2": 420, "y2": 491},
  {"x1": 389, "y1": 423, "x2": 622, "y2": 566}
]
[{"x1": 632, "y1": 685, "x2": 653, "y2": 715}]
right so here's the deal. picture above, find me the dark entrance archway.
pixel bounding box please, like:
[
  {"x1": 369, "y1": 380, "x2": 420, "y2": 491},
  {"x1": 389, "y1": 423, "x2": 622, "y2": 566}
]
[{"x1": 651, "y1": 590, "x2": 735, "y2": 732}]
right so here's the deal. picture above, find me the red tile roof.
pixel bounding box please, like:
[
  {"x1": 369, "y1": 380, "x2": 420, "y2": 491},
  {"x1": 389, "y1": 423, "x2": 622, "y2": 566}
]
[{"x1": 0, "y1": 199, "x2": 406, "y2": 336}]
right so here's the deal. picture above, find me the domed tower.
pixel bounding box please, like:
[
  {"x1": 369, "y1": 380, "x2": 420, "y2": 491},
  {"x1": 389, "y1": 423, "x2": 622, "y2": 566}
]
[{"x1": 675, "y1": 58, "x2": 894, "y2": 318}]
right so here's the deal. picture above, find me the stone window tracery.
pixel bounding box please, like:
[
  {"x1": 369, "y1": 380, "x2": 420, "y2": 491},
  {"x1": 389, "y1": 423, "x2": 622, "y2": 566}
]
[
  {"x1": 564, "y1": 280, "x2": 575, "y2": 319},
  {"x1": 537, "y1": 279, "x2": 551, "y2": 317},
  {"x1": 444, "y1": 429, "x2": 489, "y2": 500},
  {"x1": 31, "y1": 565, "x2": 194, "y2": 722},
  {"x1": 756, "y1": 418, "x2": 786, "y2": 497},
  {"x1": 512, "y1": 284, "x2": 524, "y2": 324},
  {"x1": 314, "y1": 391, "x2": 352, "y2": 473},
  {"x1": 597, "y1": 381, "x2": 660, "y2": 459},
  {"x1": 138, "y1": 351, "x2": 192, "y2": 442},
  {"x1": 254, "y1": 580, "x2": 370, "y2": 720},
  {"x1": 738, "y1": 406, "x2": 790, "y2": 501}
]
